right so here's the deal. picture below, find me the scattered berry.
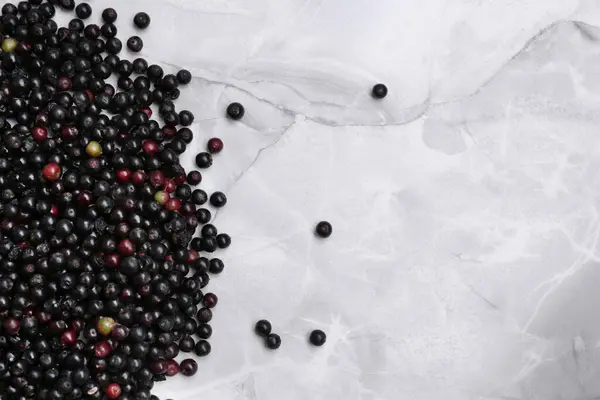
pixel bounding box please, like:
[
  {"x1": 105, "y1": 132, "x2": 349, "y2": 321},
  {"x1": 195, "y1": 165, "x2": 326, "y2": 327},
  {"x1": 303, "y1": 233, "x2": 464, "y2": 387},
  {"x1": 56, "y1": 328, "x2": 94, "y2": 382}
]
[
  {"x1": 265, "y1": 333, "x2": 281, "y2": 350},
  {"x1": 309, "y1": 329, "x2": 327, "y2": 346}
]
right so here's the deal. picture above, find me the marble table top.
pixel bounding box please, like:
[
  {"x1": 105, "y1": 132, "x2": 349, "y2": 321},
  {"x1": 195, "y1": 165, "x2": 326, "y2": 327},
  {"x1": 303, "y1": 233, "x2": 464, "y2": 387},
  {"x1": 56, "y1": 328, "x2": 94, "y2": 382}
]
[{"x1": 62, "y1": 0, "x2": 600, "y2": 399}]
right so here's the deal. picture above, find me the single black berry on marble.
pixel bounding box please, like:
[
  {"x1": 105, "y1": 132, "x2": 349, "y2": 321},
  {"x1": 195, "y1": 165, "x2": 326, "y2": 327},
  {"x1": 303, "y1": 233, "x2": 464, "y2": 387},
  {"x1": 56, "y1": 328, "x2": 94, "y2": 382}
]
[
  {"x1": 210, "y1": 191, "x2": 227, "y2": 208},
  {"x1": 134, "y1": 12, "x2": 151, "y2": 29},
  {"x1": 102, "y1": 7, "x2": 118, "y2": 23},
  {"x1": 195, "y1": 152, "x2": 213, "y2": 169},
  {"x1": 226, "y1": 102, "x2": 245, "y2": 120},
  {"x1": 194, "y1": 340, "x2": 211, "y2": 357},
  {"x1": 315, "y1": 221, "x2": 333, "y2": 238},
  {"x1": 255, "y1": 320, "x2": 272, "y2": 337},
  {"x1": 177, "y1": 69, "x2": 192, "y2": 84},
  {"x1": 127, "y1": 36, "x2": 143, "y2": 53},
  {"x1": 309, "y1": 329, "x2": 327, "y2": 346},
  {"x1": 75, "y1": 3, "x2": 92, "y2": 19},
  {"x1": 372, "y1": 83, "x2": 388, "y2": 99},
  {"x1": 265, "y1": 333, "x2": 281, "y2": 350}
]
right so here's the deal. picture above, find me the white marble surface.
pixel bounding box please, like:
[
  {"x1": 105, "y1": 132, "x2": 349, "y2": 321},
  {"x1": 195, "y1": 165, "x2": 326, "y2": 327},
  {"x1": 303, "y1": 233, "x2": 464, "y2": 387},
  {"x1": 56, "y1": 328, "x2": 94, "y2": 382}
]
[{"x1": 61, "y1": 0, "x2": 600, "y2": 399}]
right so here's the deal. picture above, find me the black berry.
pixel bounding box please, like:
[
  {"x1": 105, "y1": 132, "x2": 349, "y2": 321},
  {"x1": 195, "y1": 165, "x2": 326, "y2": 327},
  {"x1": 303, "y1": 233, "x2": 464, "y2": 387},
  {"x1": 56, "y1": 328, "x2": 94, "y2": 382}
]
[
  {"x1": 133, "y1": 12, "x2": 151, "y2": 29},
  {"x1": 265, "y1": 333, "x2": 281, "y2": 350},
  {"x1": 255, "y1": 320, "x2": 271, "y2": 337},
  {"x1": 226, "y1": 102, "x2": 245, "y2": 120},
  {"x1": 315, "y1": 221, "x2": 332, "y2": 238},
  {"x1": 372, "y1": 83, "x2": 388, "y2": 99},
  {"x1": 309, "y1": 329, "x2": 327, "y2": 346}
]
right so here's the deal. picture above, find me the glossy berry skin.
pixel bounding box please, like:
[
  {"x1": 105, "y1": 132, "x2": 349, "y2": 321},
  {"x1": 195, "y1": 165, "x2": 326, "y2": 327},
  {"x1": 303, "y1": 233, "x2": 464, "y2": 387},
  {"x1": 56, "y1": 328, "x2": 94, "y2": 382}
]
[
  {"x1": 196, "y1": 324, "x2": 212, "y2": 339},
  {"x1": 372, "y1": 83, "x2": 388, "y2": 99},
  {"x1": 177, "y1": 69, "x2": 192, "y2": 84},
  {"x1": 75, "y1": 3, "x2": 92, "y2": 19},
  {"x1": 97, "y1": 317, "x2": 116, "y2": 336},
  {"x1": 210, "y1": 191, "x2": 227, "y2": 208},
  {"x1": 32, "y1": 126, "x2": 48, "y2": 142},
  {"x1": 265, "y1": 333, "x2": 281, "y2": 350},
  {"x1": 86, "y1": 141, "x2": 102, "y2": 157},
  {"x1": 203, "y1": 293, "x2": 218, "y2": 308},
  {"x1": 207, "y1": 138, "x2": 223, "y2": 154},
  {"x1": 60, "y1": 330, "x2": 77, "y2": 345},
  {"x1": 187, "y1": 171, "x2": 202, "y2": 186},
  {"x1": 309, "y1": 329, "x2": 327, "y2": 346},
  {"x1": 180, "y1": 359, "x2": 198, "y2": 376},
  {"x1": 226, "y1": 102, "x2": 245, "y2": 120},
  {"x1": 166, "y1": 359, "x2": 179, "y2": 376},
  {"x1": 255, "y1": 320, "x2": 271, "y2": 337},
  {"x1": 106, "y1": 383, "x2": 121, "y2": 399},
  {"x1": 94, "y1": 341, "x2": 112, "y2": 358},
  {"x1": 3, "y1": 318, "x2": 20, "y2": 335},
  {"x1": 127, "y1": 36, "x2": 143, "y2": 52},
  {"x1": 102, "y1": 8, "x2": 118, "y2": 23},
  {"x1": 315, "y1": 221, "x2": 332, "y2": 238},
  {"x1": 195, "y1": 152, "x2": 213, "y2": 169},
  {"x1": 43, "y1": 163, "x2": 62, "y2": 181},
  {"x1": 194, "y1": 340, "x2": 211, "y2": 357},
  {"x1": 133, "y1": 12, "x2": 151, "y2": 29},
  {"x1": 216, "y1": 234, "x2": 231, "y2": 249}
]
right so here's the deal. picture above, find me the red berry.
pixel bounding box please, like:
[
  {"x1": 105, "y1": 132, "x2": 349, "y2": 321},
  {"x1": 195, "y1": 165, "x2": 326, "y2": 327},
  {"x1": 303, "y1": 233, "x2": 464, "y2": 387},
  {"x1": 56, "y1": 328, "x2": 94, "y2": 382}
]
[
  {"x1": 94, "y1": 340, "x2": 112, "y2": 358},
  {"x1": 3, "y1": 318, "x2": 20, "y2": 335},
  {"x1": 166, "y1": 360, "x2": 179, "y2": 376},
  {"x1": 76, "y1": 191, "x2": 93, "y2": 207},
  {"x1": 106, "y1": 383, "x2": 121, "y2": 399},
  {"x1": 162, "y1": 126, "x2": 176, "y2": 138},
  {"x1": 207, "y1": 137, "x2": 223, "y2": 154},
  {"x1": 50, "y1": 204, "x2": 59, "y2": 216},
  {"x1": 116, "y1": 169, "x2": 131, "y2": 183},
  {"x1": 175, "y1": 174, "x2": 187, "y2": 185},
  {"x1": 71, "y1": 319, "x2": 84, "y2": 332},
  {"x1": 140, "y1": 107, "x2": 152, "y2": 118},
  {"x1": 132, "y1": 170, "x2": 146, "y2": 185},
  {"x1": 60, "y1": 330, "x2": 77, "y2": 345},
  {"x1": 31, "y1": 126, "x2": 48, "y2": 142},
  {"x1": 164, "y1": 179, "x2": 176, "y2": 193},
  {"x1": 149, "y1": 171, "x2": 165, "y2": 188},
  {"x1": 61, "y1": 125, "x2": 78, "y2": 141},
  {"x1": 142, "y1": 140, "x2": 158, "y2": 155},
  {"x1": 42, "y1": 163, "x2": 61, "y2": 181},
  {"x1": 105, "y1": 253, "x2": 120, "y2": 268},
  {"x1": 166, "y1": 198, "x2": 181, "y2": 211},
  {"x1": 186, "y1": 249, "x2": 199, "y2": 264},
  {"x1": 118, "y1": 239, "x2": 135, "y2": 256},
  {"x1": 57, "y1": 76, "x2": 72, "y2": 91}
]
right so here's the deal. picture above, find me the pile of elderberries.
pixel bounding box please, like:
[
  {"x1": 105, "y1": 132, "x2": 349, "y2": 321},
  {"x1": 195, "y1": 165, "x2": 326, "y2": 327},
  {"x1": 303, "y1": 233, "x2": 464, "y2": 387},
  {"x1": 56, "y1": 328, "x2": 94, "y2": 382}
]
[{"x1": 0, "y1": 1, "x2": 235, "y2": 399}]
